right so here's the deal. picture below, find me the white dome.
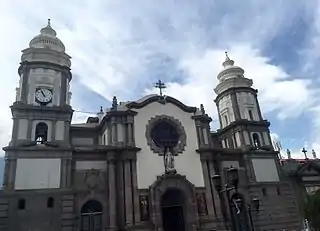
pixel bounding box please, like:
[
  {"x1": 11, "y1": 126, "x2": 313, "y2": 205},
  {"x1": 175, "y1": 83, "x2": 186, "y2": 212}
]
[
  {"x1": 29, "y1": 19, "x2": 65, "y2": 52},
  {"x1": 217, "y1": 52, "x2": 245, "y2": 82}
]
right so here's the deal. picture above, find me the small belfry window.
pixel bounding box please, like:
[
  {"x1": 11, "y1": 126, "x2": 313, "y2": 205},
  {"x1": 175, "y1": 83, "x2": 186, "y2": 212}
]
[
  {"x1": 252, "y1": 133, "x2": 261, "y2": 147},
  {"x1": 18, "y1": 198, "x2": 26, "y2": 210},
  {"x1": 35, "y1": 122, "x2": 48, "y2": 144},
  {"x1": 47, "y1": 197, "x2": 54, "y2": 208}
]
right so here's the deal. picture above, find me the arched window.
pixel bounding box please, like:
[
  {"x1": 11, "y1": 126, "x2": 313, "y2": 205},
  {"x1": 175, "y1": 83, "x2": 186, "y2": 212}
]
[
  {"x1": 47, "y1": 197, "x2": 54, "y2": 208},
  {"x1": 81, "y1": 200, "x2": 103, "y2": 231},
  {"x1": 18, "y1": 198, "x2": 25, "y2": 210},
  {"x1": 252, "y1": 133, "x2": 261, "y2": 147},
  {"x1": 35, "y1": 122, "x2": 48, "y2": 144}
]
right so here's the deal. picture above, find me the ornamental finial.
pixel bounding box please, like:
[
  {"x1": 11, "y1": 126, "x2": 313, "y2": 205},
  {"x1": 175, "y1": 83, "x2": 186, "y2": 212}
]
[{"x1": 223, "y1": 51, "x2": 234, "y2": 67}]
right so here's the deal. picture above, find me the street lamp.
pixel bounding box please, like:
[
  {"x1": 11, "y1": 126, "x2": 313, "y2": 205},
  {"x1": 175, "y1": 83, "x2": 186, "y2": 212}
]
[
  {"x1": 211, "y1": 167, "x2": 260, "y2": 231},
  {"x1": 211, "y1": 167, "x2": 239, "y2": 231},
  {"x1": 247, "y1": 197, "x2": 260, "y2": 231}
]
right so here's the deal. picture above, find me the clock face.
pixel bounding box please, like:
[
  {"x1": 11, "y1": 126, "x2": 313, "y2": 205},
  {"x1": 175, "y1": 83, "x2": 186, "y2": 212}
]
[{"x1": 35, "y1": 88, "x2": 53, "y2": 104}]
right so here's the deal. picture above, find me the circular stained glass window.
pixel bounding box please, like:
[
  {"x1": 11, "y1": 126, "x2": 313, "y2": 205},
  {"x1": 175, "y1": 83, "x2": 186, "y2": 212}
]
[{"x1": 150, "y1": 121, "x2": 179, "y2": 148}]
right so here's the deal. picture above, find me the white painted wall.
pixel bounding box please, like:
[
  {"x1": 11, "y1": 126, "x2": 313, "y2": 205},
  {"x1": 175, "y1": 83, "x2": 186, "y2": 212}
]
[
  {"x1": 218, "y1": 94, "x2": 234, "y2": 128},
  {"x1": 55, "y1": 120, "x2": 65, "y2": 141},
  {"x1": 26, "y1": 68, "x2": 62, "y2": 106},
  {"x1": 31, "y1": 120, "x2": 52, "y2": 142},
  {"x1": 252, "y1": 159, "x2": 279, "y2": 182},
  {"x1": 134, "y1": 101, "x2": 204, "y2": 189},
  {"x1": 236, "y1": 92, "x2": 259, "y2": 121},
  {"x1": 17, "y1": 119, "x2": 29, "y2": 139},
  {"x1": 15, "y1": 158, "x2": 61, "y2": 189},
  {"x1": 76, "y1": 161, "x2": 107, "y2": 171}
]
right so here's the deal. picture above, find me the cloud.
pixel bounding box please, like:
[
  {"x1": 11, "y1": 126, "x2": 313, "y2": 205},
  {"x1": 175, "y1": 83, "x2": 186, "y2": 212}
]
[{"x1": 144, "y1": 44, "x2": 315, "y2": 130}]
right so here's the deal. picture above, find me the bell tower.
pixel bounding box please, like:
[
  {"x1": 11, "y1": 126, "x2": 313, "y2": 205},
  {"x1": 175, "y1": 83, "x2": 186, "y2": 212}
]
[
  {"x1": 3, "y1": 19, "x2": 73, "y2": 191},
  {"x1": 11, "y1": 19, "x2": 73, "y2": 147},
  {"x1": 214, "y1": 52, "x2": 273, "y2": 150}
]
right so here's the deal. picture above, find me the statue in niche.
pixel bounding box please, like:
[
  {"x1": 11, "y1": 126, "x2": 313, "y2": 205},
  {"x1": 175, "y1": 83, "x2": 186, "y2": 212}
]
[
  {"x1": 196, "y1": 193, "x2": 208, "y2": 216},
  {"x1": 139, "y1": 196, "x2": 150, "y2": 221},
  {"x1": 164, "y1": 147, "x2": 176, "y2": 174}
]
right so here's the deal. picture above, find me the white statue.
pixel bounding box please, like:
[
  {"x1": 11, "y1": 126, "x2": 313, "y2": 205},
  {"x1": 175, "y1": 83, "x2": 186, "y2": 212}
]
[{"x1": 164, "y1": 148, "x2": 176, "y2": 174}]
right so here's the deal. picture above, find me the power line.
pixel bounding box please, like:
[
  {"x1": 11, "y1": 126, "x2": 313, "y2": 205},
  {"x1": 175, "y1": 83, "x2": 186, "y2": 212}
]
[{"x1": 73, "y1": 110, "x2": 97, "y2": 115}]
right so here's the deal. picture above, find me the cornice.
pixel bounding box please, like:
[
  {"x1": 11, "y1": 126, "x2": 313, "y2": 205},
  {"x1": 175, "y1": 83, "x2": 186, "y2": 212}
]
[
  {"x1": 214, "y1": 86, "x2": 258, "y2": 103},
  {"x1": 126, "y1": 95, "x2": 197, "y2": 113},
  {"x1": 18, "y1": 60, "x2": 72, "y2": 80}
]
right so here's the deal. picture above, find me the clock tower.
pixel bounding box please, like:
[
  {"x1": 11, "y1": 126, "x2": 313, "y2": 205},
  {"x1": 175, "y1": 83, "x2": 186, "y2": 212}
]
[{"x1": 2, "y1": 19, "x2": 73, "y2": 191}]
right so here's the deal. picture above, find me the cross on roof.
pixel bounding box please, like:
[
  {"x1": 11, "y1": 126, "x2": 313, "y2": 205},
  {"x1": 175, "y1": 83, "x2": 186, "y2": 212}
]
[
  {"x1": 154, "y1": 80, "x2": 166, "y2": 96},
  {"x1": 302, "y1": 147, "x2": 308, "y2": 159}
]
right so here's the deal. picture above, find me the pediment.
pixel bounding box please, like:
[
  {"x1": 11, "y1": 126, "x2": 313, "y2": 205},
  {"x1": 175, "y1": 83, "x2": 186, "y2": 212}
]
[
  {"x1": 296, "y1": 161, "x2": 320, "y2": 176},
  {"x1": 126, "y1": 95, "x2": 197, "y2": 113}
]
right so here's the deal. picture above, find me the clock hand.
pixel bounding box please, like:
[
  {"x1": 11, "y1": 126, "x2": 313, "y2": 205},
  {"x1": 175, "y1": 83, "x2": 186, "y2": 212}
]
[{"x1": 41, "y1": 90, "x2": 46, "y2": 97}]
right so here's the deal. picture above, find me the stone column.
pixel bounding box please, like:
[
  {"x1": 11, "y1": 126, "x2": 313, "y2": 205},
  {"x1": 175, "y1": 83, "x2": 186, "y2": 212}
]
[
  {"x1": 108, "y1": 158, "x2": 117, "y2": 231},
  {"x1": 20, "y1": 65, "x2": 30, "y2": 104},
  {"x1": 209, "y1": 161, "x2": 222, "y2": 218},
  {"x1": 254, "y1": 92, "x2": 263, "y2": 121},
  {"x1": 127, "y1": 116, "x2": 135, "y2": 146},
  {"x1": 195, "y1": 122, "x2": 204, "y2": 148},
  {"x1": 7, "y1": 157, "x2": 17, "y2": 190},
  {"x1": 131, "y1": 160, "x2": 140, "y2": 223},
  {"x1": 2, "y1": 158, "x2": 10, "y2": 189},
  {"x1": 201, "y1": 160, "x2": 215, "y2": 217},
  {"x1": 124, "y1": 160, "x2": 133, "y2": 225},
  {"x1": 230, "y1": 91, "x2": 241, "y2": 120},
  {"x1": 111, "y1": 118, "x2": 117, "y2": 145}
]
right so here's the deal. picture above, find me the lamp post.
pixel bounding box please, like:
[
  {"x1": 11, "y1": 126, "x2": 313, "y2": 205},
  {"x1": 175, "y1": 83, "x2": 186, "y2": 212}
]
[
  {"x1": 211, "y1": 167, "x2": 260, "y2": 231},
  {"x1": 212, "y1": 167, "x2": 239, "y2": 231},
  {"x1": 247, "y1": 197, "x2": 260, "y2": 231}
]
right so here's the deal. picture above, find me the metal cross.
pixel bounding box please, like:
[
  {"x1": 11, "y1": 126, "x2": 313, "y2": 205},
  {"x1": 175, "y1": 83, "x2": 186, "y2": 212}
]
[
  {"x1": 154, "y1": 80, "x2": 166, "y2": 96},
  {"x1": 302, "y1": 147, "x2": 308, "y2": 159}
]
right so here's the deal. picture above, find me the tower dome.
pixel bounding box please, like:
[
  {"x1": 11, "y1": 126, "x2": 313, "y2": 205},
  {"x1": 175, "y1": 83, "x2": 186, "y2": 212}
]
[
  {"x1": 29, "y1": 19, "x2": 65, "y2": 52},
  {"x1": 217, "y1": 52, "x2": 245, "y2": 82}
]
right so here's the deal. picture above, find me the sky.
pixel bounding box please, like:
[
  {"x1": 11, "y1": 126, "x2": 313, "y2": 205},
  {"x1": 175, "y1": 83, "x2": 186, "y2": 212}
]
[{"x1": 0, "y1": 0, "x2": 320, "y2": 159}]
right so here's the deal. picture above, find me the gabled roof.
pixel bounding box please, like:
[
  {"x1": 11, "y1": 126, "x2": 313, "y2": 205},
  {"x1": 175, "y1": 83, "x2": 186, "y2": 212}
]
[
  {"x1": 126, "y1": 95, "x2": 197, "y2": 113},
  {"x1": 295, "y1": 161, "x2": 320, "y2": 176}
]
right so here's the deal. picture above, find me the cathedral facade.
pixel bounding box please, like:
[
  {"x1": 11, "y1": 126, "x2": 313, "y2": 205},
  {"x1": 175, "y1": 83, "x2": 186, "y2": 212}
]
[{"x1": 0, "y1": 20, "x2": 304, "y2": 231}]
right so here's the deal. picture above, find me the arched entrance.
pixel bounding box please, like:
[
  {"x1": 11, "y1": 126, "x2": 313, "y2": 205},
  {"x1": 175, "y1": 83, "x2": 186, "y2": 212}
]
[
  {"x1": 150, "y1": 174, "x2": 198, "y2": 231},
  {"x1": 80, "y1": 200, "x2": 103, "y2": 231},
  {"x1": 161, "y1": 189, "x2": 186, "y2": 231}
]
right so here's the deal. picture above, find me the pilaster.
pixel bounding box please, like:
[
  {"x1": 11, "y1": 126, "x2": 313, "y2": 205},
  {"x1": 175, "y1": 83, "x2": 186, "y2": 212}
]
[
  {"x1": 108, "y1": 158, "x2": 117, "y2": 231},
  {"x1": 230, "y1": 91, "x2": 241, "y2": 121},
  {"x1": 124, "y1": 160, "x2": 133, "y2": 225},
  {"x1": 20, "y1": 65, "x2": 30, "y2": 104}
]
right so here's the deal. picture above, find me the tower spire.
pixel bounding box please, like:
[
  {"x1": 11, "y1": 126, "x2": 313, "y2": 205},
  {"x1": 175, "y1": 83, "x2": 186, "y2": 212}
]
[{"x1": 47, "y1": 18, "x2": 51, "y2": 27}]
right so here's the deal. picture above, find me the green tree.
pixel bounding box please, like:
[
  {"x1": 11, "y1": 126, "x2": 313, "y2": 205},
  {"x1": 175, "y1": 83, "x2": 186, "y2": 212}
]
[{"x1": 304, "y1": 189, "x2": 320, "y2": 230}]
